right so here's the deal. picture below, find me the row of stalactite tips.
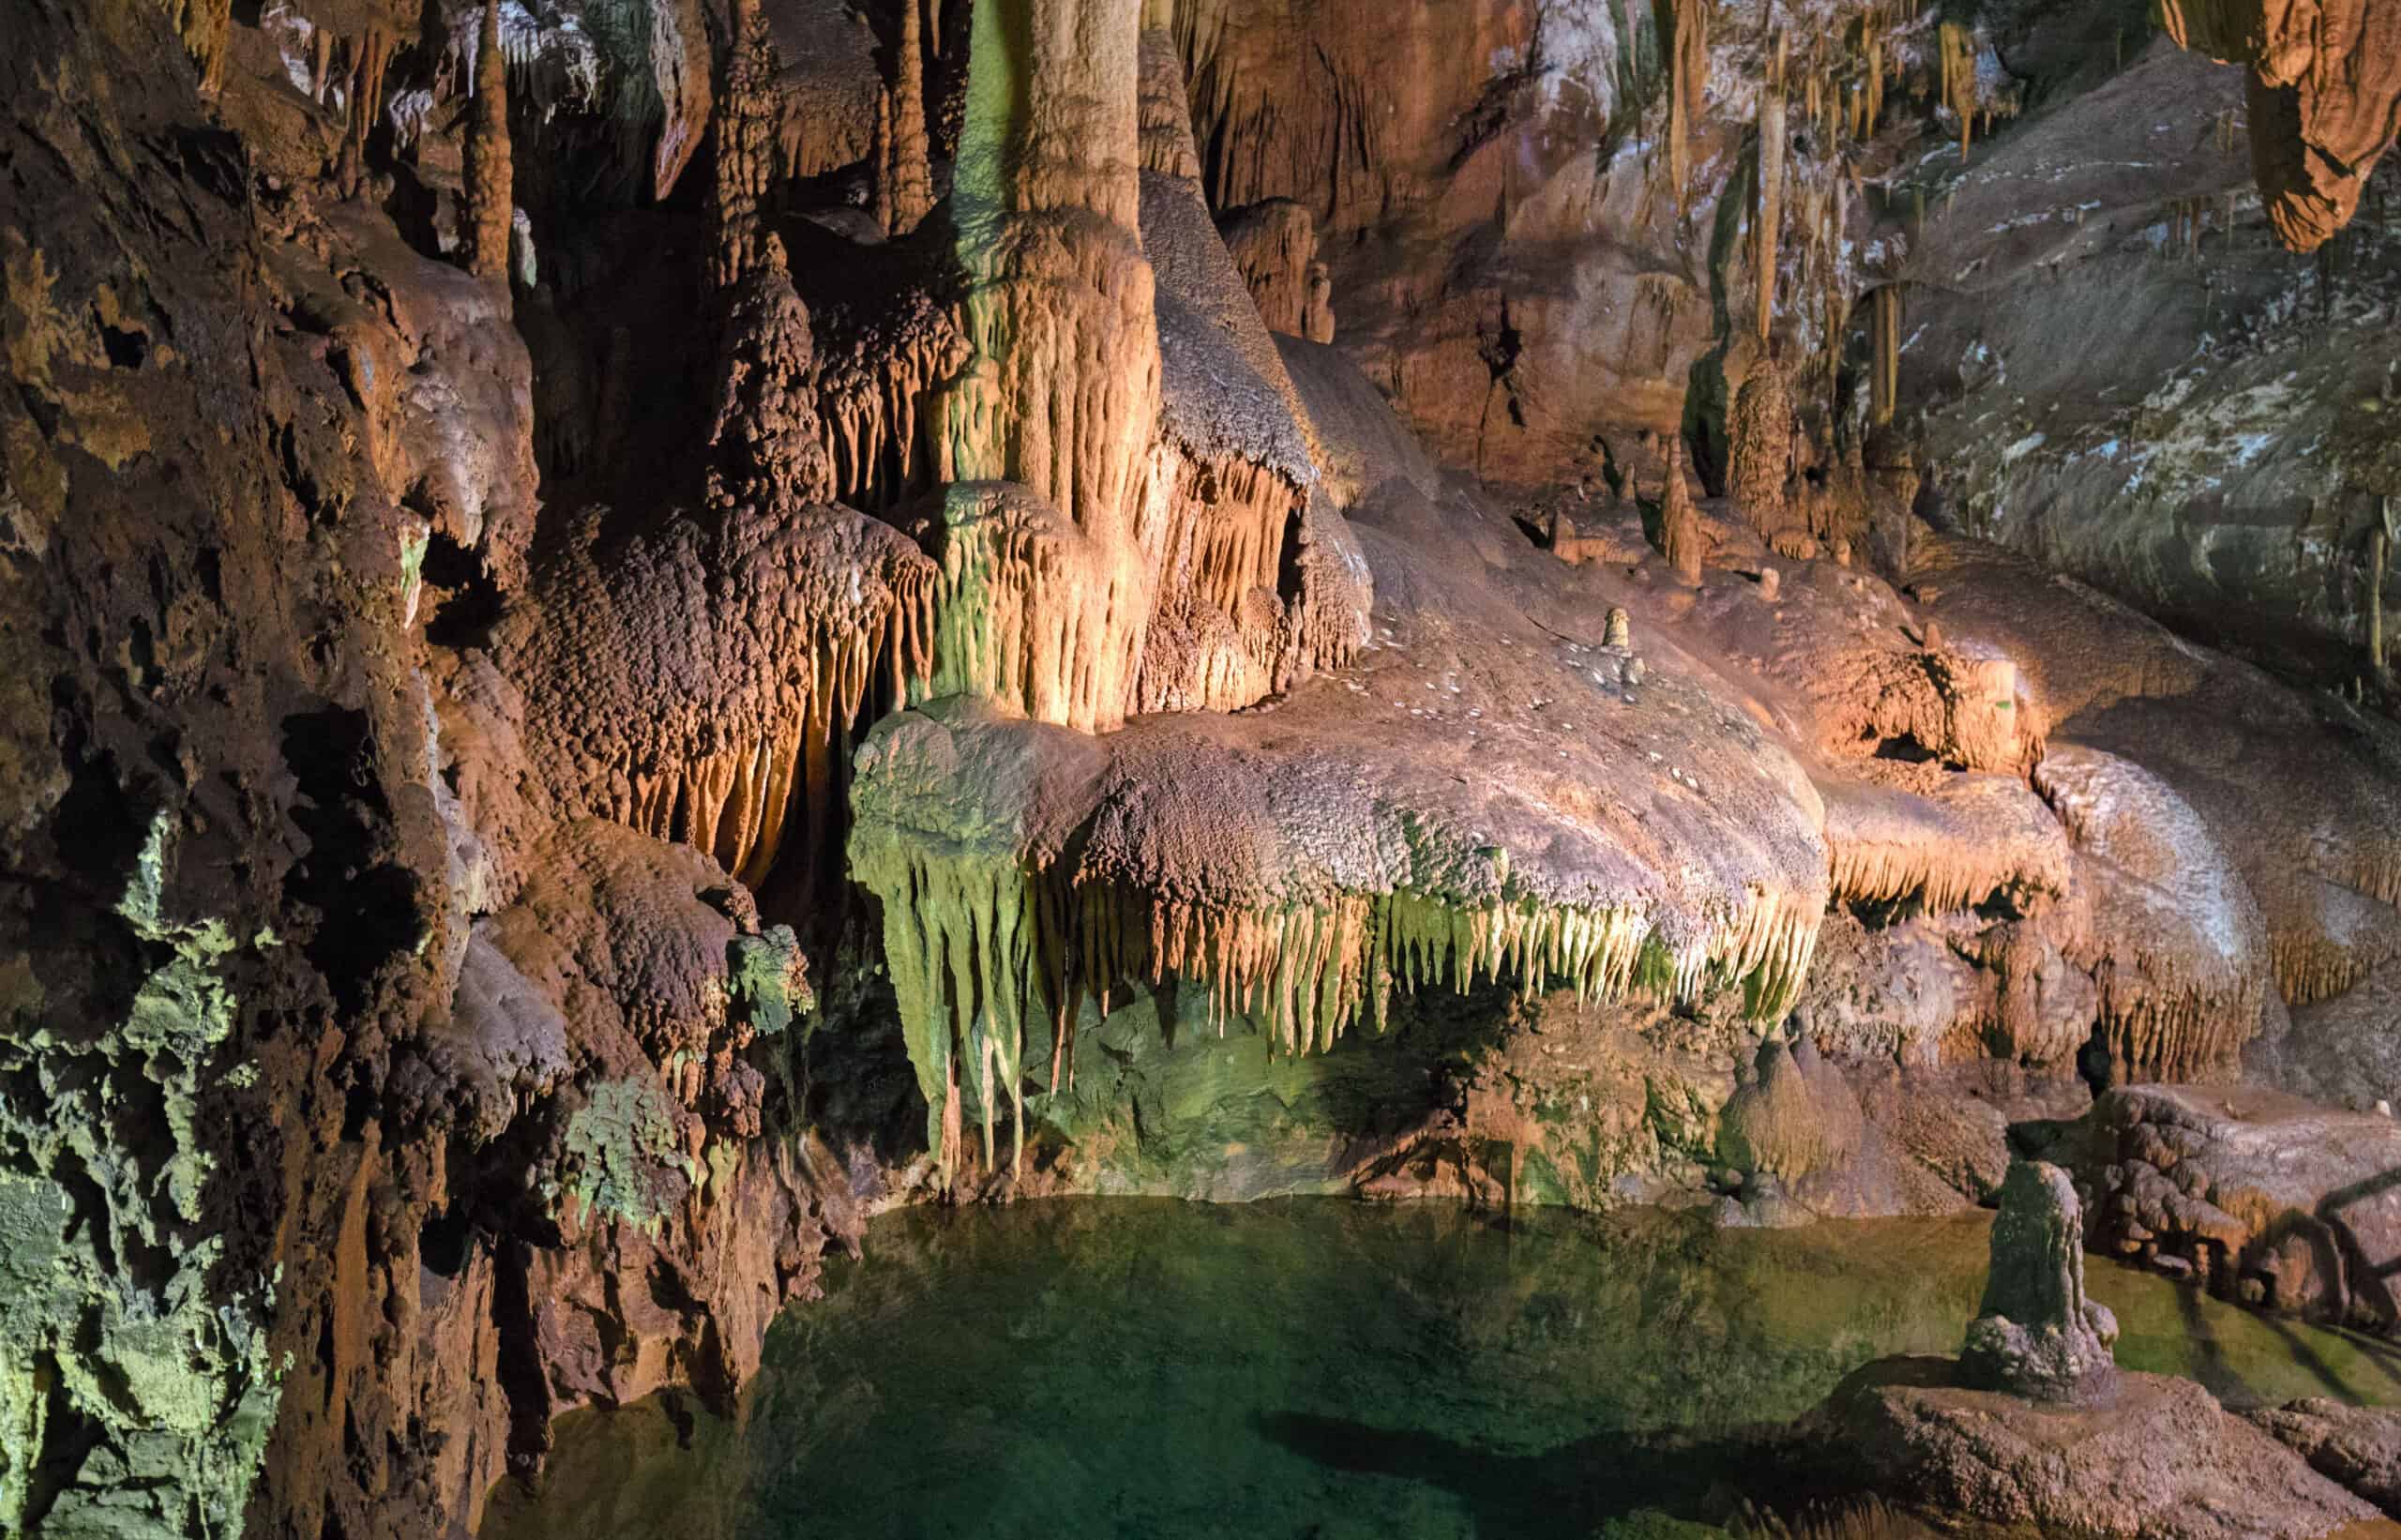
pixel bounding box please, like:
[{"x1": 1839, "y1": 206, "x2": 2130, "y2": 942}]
[{"x1": 855, "y1": 839, "x2": 1824, "y2": 1185}]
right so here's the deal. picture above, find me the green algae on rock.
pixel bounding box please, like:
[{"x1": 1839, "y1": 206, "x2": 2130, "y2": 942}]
[{"x1": 0, "y1": 816, "x2": 283, "y2": 1537}]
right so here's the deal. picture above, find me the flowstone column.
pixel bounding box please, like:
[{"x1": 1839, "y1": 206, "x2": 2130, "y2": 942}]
[
  {"x1": 929, "y1": 0, "x2": 1165, "y2": 735},
  {"x1": 863, "y1": 0, "x2": 1166, "y2": 1189}
]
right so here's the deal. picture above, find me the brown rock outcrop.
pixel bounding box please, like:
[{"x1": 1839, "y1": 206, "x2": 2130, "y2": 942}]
[
  {"x1": 2250, "y1": 1398, "x2": 2401, "y2": 1517},
  {"x1": 1811, "y1": 1358, "x2": 2379, "y2": 1539},
  {"x1": 1218, "y1": 199, "x2": 1335, "y2": 341},
  {"x1": 2059, "y1": 1084, "x2": 2401, "y2": 1328}
]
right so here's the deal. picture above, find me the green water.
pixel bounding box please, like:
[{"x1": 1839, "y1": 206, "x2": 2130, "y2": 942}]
[{"x1": 483, "y1": 1200, "x2": 2401, "y2": 1540}]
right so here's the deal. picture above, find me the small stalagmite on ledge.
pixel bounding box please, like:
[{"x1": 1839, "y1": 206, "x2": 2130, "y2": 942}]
[
  {"x1": 1958, "y1": 1161, "x2": 2120, "y2": 1403},
  {"x1": 1795, "y1": 1158, "x2": 2384, "y2": 1536}
]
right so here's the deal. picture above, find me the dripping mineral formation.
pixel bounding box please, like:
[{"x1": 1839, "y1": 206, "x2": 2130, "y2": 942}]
[{"x1": 6, "y1": 0, "x2": 2401, "y2": 1534}]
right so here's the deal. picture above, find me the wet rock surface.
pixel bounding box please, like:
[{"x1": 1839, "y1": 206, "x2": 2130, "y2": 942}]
[
  {"x1": 2252, "y1": 1398, "x2": 2401, "y2": 1517},
  {"x1": 1814, "y1": 1358, "x2": 2382, "y2": 1540},
  {"x1": 2052, "y1": 1084, "x2": 2401, "y2": 1328}
]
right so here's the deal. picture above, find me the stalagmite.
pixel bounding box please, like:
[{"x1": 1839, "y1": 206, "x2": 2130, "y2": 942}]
[
  {"x1": 1961, "y1": 1161, "x2": 2121, "y2": 1402},
  {"x1": 929, "y1": 0, "x2": 1163, "y2": 734},
  {"x1": 463, "y1": 0, "x2": 512, "y2": 285},
  {"x1": 708, "y1": 236, "x2": 838, "y2": 513},
  {"x1": 1871, "y1": 284, "x2": 1901, "y2": 426},
  {"x1": 883, "y1": 0, "x2": 936, "y2": 235},
  {"x1": 1728, "y1": 354, "x2": 1794, "y2": 539},
  {"x1": 1658, "y1": 439, "x2": 1705, "y2": 583},
  {"x1": 1755, "y1": 35, "x2": 1787, "y2": 342}
]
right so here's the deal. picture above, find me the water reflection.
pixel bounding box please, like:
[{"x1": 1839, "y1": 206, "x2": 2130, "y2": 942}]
[{"x1": 485, "y1": 1200, "x2": 2401, "y2": 1540}]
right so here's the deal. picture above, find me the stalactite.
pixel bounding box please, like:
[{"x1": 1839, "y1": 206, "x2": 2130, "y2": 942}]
[
  {"x1": 512, "y1": 246, "x2": 934, "y2": 899},
  {"x1": 2371, "y1": 522, "x2": 2391, "y2": 682},
  {"x1": 2035, "y1": 748, "x2": 2268, "y2": 1084},
  {"x1": 1871, "y1": 284, "x2": 1901, "y2": 426},
  {"x1": 1939, "y1": 21, "x2": 1977, "y2": 163},
  {"x1": 1219, "y1": 200, "x2": 1335, "y2": 341},
  {"x1": 814, "y1": 300, "x2": 971, "y2": 511},
  {"x1": 1820, "y1": 183, "x2": 1851, "y2": 402},
  {"x1": 2272, "y1": 934, "x2": 2377, "y2": 1009},
  {"x1": 462, "y1": 0, "x2": 513, "y2": 284},
  {"x1": 885, "y1": 0, "x2": 936, "y2": 234},
  {"x1": 2158, "y1": 0, "x2": 2401, "y2": 252},
  {"x1": 923, "y1": 481, "x2": 1151, "y2": 734},
  {"x1": 164, "y1": 0, "x2": 230, "y2": 94},
  {"x1": 1821, "y1": 779, "x2": 2069, "y2": 920},
  {"x1": 335, "y1": 29, "x2": 392, "y2": 200},
  {"x1": 711, "y1": 0, "x2": 777, "y2": 289},
  {"x1": 872, "y1": 88, "x2": 897, "y2": 234},
  {"x1": 849, "y1": 841, "x2": 1042, "y2": 1187},
  {"x1": 1755, "y1": 33, "x2": 1788, "y2": 342},
  {"x1": 1668, "y1": 0, "x2": 1708, "y2": 211},
  {"x1": 856, "y1": 842, "x2": 1826, "y2": 1188}
]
